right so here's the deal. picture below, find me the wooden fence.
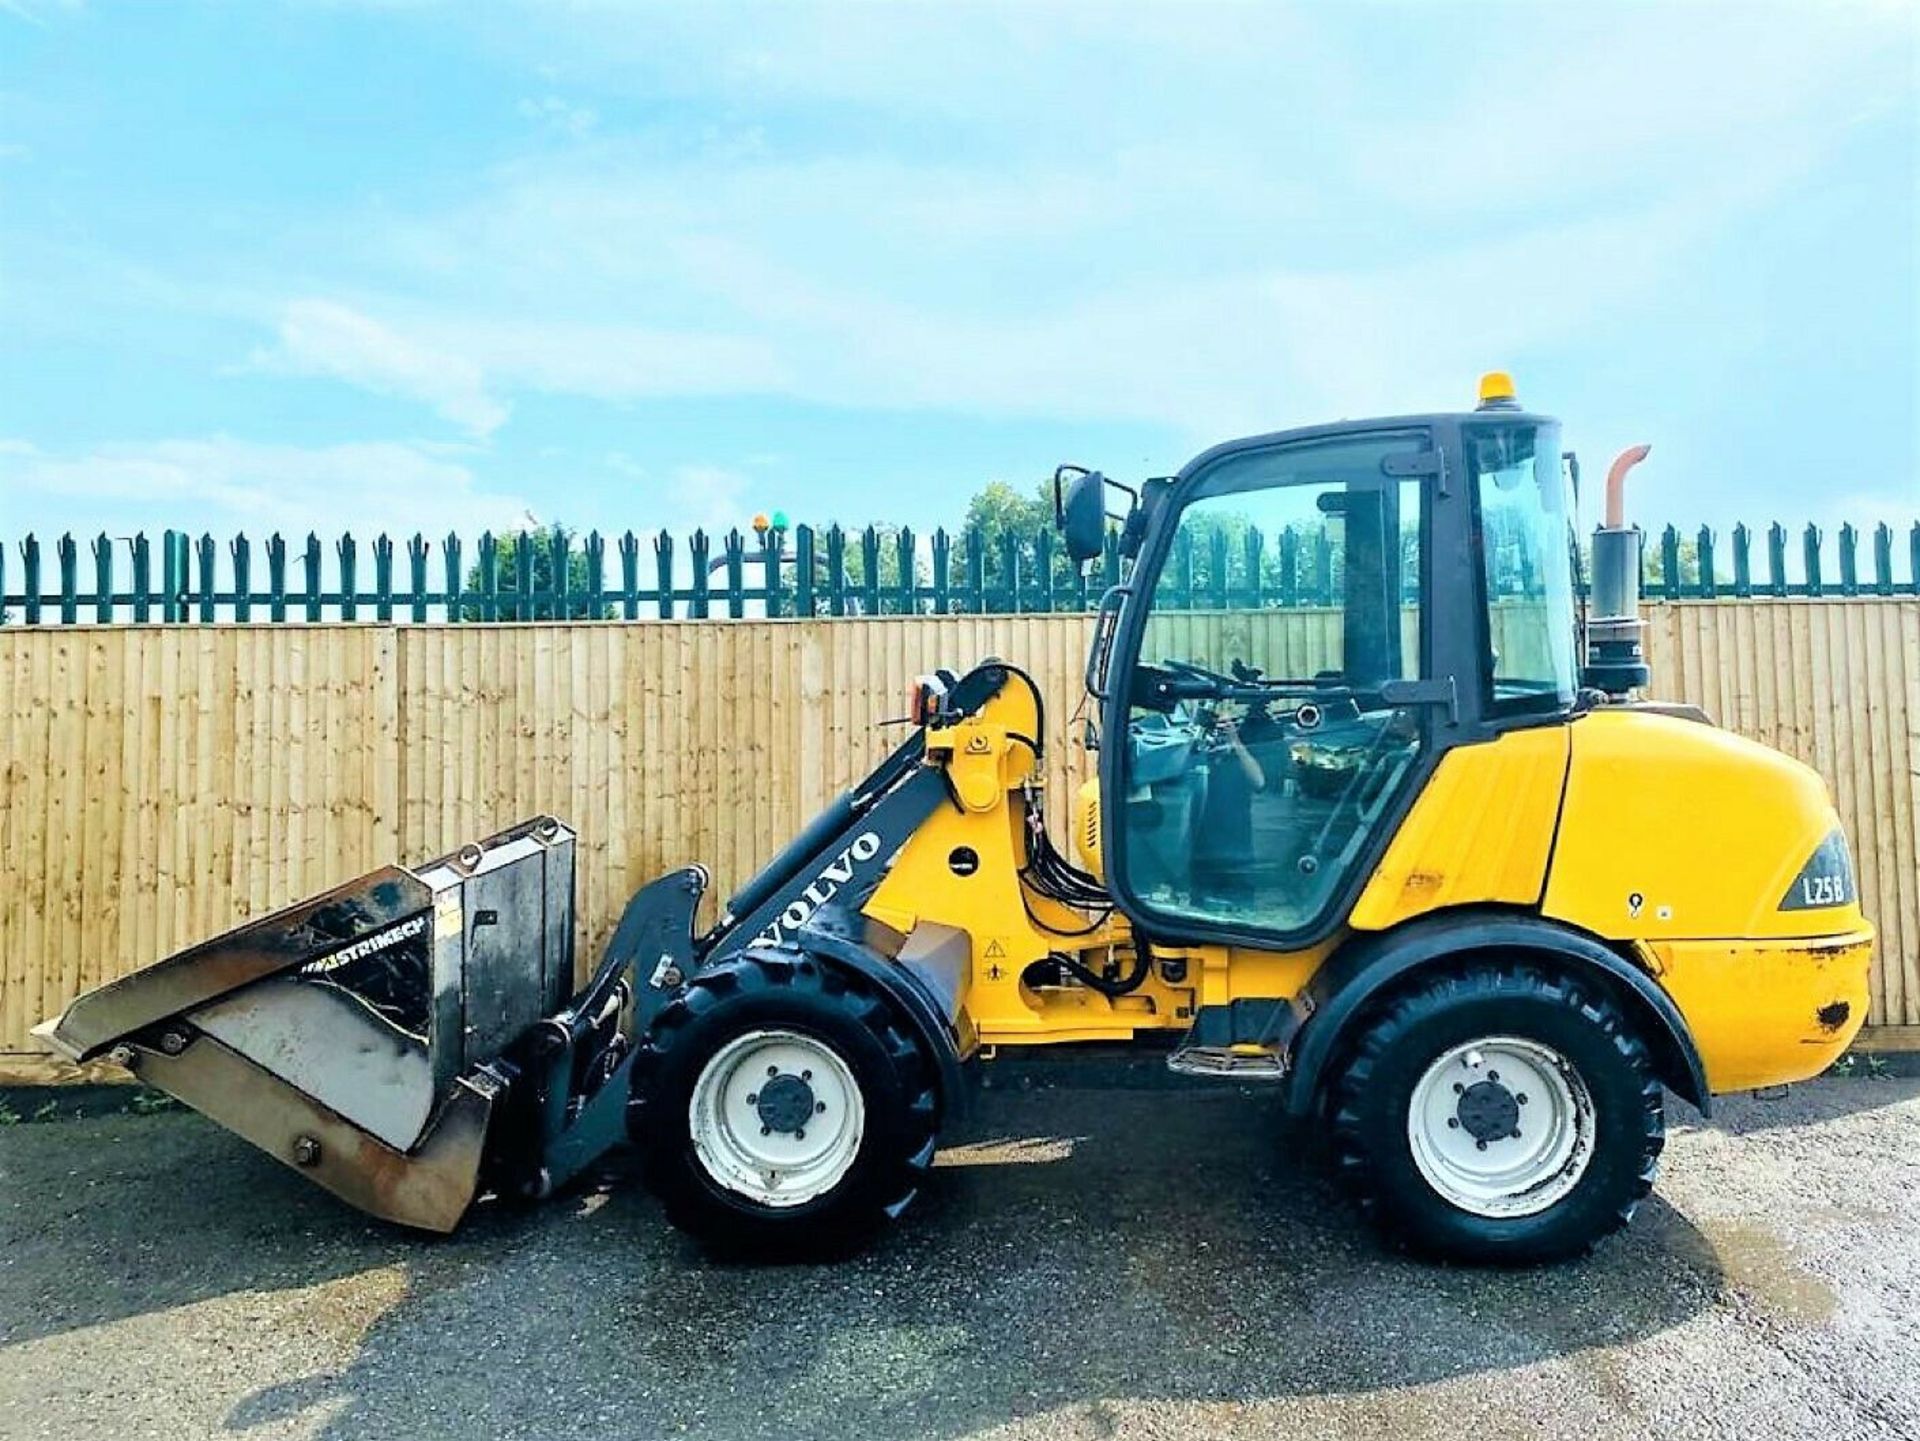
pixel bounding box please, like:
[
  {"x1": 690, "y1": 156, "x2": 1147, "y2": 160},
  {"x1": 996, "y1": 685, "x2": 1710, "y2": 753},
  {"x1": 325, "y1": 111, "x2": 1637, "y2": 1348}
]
[{"x1": 2, "y1": 598, "x2": 1916, "y2": 1080}]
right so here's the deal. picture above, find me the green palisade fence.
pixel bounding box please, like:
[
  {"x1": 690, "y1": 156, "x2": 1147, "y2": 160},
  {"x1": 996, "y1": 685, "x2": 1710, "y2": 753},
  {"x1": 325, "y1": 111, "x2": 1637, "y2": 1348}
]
[{"x1": 2, "y1": 520, "x2": 1917, "y2": 625}]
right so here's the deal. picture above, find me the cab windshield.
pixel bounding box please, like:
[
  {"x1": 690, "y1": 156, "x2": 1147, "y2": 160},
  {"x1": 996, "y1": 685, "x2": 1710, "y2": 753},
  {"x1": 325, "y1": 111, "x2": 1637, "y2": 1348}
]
[{"x1": 1468, "y1": 420, "x2": 1578, "y2": 713}]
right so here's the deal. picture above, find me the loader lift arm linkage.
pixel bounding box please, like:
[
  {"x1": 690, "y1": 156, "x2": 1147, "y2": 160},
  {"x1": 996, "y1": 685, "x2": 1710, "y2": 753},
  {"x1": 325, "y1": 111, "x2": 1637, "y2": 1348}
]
[{"x1": 36, "y1": 666, "x2": 1021, "y2": 1231}]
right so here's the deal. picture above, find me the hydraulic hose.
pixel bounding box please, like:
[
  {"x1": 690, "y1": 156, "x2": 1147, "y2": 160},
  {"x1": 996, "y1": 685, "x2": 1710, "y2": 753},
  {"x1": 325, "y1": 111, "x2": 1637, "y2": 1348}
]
[
  {"x1": 1048, "y1": 939, "x2": 1154, "y2": 998},
  {"x1": 995, "y1": 660, "x2": 1112, "y2": 915}
]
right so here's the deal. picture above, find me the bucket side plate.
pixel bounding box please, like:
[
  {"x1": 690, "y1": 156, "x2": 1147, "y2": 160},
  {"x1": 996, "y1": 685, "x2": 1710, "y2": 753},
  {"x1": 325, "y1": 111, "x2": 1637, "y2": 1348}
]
[{"x1": 127, "y1": 1034, "x2": 498, "y2": 1233}]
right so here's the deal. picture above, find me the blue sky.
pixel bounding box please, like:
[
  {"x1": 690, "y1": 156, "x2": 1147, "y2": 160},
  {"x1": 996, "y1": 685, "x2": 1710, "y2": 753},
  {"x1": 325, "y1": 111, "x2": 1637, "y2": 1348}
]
[{"x1": 1, "y1": 0, "x2": 1914, "y2": 548}]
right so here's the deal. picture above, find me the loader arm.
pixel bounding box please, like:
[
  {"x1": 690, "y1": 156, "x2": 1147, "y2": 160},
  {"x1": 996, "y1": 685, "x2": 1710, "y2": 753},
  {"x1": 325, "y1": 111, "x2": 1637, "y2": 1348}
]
[{"x1": 35, "y1": 666, "x2": 1024, "y2": 1232}]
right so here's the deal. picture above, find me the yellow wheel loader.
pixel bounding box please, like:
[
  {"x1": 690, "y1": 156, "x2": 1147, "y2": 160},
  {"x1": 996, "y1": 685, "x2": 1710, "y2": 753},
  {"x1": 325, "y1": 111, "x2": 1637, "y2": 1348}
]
[{"x1": 38, "y1": 377, "x2": 1874, "y2": 1264}]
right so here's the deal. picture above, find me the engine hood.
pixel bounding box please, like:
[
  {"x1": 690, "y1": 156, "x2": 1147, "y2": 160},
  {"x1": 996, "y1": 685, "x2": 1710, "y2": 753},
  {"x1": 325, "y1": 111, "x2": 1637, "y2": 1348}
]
[{"x1": 1541, "y1": 709, "x2": 1865, "y2": 942}]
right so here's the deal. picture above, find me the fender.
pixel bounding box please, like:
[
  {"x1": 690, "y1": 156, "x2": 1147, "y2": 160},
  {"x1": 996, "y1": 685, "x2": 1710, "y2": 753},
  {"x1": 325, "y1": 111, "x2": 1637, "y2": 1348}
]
[
  {"x1": 1283, "y1": 908, "x2": 1712, "y2": 1119},
  {"x1": 787, "y1": 908, "x2": 970, "y2": 1122}
]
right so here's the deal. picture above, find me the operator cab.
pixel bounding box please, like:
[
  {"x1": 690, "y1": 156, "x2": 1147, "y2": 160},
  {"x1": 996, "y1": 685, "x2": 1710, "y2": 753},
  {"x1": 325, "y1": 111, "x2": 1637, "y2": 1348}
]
[{"x1": 1060, "y1": 376, "x2": 1580, "y2": 948}]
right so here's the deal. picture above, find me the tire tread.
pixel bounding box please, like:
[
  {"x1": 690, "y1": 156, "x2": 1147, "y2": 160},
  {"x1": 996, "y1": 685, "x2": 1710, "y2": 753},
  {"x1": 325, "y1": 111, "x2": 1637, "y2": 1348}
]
[
  {"x1": 1328, "y1": 960, "x2": 1665, "y2": 1263},
  {"x1": 634, "y1": 948, "x2": 939, "y2": 1250}
]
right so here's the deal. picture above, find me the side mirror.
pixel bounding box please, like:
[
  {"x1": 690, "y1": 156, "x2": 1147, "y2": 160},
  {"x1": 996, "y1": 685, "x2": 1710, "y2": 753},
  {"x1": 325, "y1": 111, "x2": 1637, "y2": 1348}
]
[{"x1": 1054, "y1": 466, "x2": 1107, "y2": 565}]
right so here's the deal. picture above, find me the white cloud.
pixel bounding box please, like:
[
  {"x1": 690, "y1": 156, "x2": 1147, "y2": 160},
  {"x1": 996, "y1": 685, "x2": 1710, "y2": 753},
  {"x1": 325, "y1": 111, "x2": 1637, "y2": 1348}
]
[
  {"x1": 8, "y1": 0, "x2": 1910, "y2": 539},
  {"x1": 489, "y1": 3, "x2": 1332, "y2": 131},
  {"x1": 366, "y1": 154, "x2": 1718, "y2": 443},
  {"x1": 0, "y1": 436, "x2": 533, "y2": 539},
  {"x1": 235, "y1": 0, "x2": 1904, "y2": 449},
  {"x1": 1807, "y1": 489, "x2": 1920, "y2": 540},
  {"x1": 259, "y1": 299, "x2": 511, "y2": 439},
  {"x1": 0, "y1": 0, "x2": 82, "y2": 26},
  {"x1": 256, "y1": 298, "x2": 787, "y2": 425},
  {"x1": 1355, "y1": 7, "x2": 1901, "y2": 215},
  {"x1": 601, "y1": 452, "x2": 755, "y2": 535},
  {"x1": 443, "y1": 317, "x2": 788, "y2": 402},
  {"x1": 667, "y1": 463, "x2": 751, "y2": 535},
  {"x1": 517, "y1": 94, "x2": 597, "y2": 140}
]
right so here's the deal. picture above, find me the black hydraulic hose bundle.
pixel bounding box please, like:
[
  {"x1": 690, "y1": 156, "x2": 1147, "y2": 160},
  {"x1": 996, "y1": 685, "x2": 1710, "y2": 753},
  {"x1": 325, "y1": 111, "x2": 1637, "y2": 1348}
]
[
  {"x1": 1021, "y1": 814, "x2": 1109, "y2": 911},
  {"x1": 991, "y1": 663, "x2": 1109, "y2": 911},
  {"x1": 990, "y1": 664, "x2": 1150, "y2": 998}
]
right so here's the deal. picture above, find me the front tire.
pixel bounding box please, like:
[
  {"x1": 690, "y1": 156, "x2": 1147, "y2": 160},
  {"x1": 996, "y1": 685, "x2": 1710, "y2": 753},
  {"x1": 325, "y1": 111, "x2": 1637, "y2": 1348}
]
[
  {"x1": 1329, "y1": 963, "x2": 1664, "y2": 1264},
  {"x1": 633, "y1": 949, "x2": 938, "y2": 1254}
]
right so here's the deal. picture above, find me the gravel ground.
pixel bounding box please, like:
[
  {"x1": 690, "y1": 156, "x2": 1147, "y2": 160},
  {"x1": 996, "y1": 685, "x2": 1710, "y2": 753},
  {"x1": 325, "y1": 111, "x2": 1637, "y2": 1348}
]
[{"x1": 0, "y1": 1069, "x2": 1916, "y2": 1441}]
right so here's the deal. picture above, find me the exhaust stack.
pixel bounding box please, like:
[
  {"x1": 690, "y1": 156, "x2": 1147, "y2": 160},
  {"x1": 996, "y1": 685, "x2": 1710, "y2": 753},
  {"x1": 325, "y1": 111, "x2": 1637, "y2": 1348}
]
[{"x1": 1583, "y1": 444, "x2": 1652, "y2": 696}]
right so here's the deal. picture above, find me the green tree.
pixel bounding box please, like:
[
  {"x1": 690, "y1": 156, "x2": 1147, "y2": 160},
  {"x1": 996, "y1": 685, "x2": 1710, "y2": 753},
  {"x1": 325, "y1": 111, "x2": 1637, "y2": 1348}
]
[
  {"x1": 461, "y1": 524, "x2": 612, "y2": 619},
  {"x1": 958, "y1": 477, "x2": 1096, "y2": 601},
  {"x1": 962, "y1": 479, "x2": 1055, "y2": 545}
]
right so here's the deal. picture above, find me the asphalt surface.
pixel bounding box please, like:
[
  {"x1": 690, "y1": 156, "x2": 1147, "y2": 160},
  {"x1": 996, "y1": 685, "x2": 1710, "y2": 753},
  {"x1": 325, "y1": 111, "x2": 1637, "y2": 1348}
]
[{"x1": 0, "y1": 1071, "x2": 1916, "y2": 1441}]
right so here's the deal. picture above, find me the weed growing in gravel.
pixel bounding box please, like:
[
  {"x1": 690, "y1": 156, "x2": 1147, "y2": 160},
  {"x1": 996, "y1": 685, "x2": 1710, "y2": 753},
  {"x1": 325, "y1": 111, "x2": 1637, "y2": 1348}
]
[
  {"x1": 1827, "y1": 1053, "x2": 1892, "y2": 1080},
  {"x1": 127, "y1": 1089, "x2": 177, "y2": 1115}
]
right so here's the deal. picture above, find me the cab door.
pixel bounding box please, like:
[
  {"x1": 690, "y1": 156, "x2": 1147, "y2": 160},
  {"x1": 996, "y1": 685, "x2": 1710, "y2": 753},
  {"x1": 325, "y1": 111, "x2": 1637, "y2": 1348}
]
[{"x1": 1098, "y1": 426, "x2": 1443, "y2": 947}]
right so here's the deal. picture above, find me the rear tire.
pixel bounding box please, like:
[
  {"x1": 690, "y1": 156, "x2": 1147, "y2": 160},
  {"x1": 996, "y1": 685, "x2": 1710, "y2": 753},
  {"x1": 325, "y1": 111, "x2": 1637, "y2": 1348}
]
[
  {"x1": 1328, "y1": 962, "x2": 1663, "y2": 1264},
  {"x1": 632, "y1": 949, "x2": 938, "y2": 1254}
]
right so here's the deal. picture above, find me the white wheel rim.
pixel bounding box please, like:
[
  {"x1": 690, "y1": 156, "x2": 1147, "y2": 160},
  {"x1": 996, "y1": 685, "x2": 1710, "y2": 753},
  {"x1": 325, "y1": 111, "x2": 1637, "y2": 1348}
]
[
  {"x1": 688, "y1": 1028, "x2": 865, "y2": 1208},
  {"x1": 1406, "y1": 1035, "x2": 1595, "y2": 1219}
]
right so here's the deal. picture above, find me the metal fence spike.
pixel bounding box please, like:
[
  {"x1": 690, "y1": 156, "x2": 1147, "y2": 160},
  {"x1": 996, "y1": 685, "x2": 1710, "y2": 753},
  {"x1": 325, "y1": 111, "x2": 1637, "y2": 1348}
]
[{"x1": 3, "y1": 515, "x2": 1918, "y2": 624}]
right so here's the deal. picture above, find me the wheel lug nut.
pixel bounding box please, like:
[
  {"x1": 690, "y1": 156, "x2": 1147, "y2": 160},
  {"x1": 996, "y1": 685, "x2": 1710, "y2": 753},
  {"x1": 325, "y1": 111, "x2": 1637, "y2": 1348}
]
[
  {"x1": 1447, "y1": 1118, "x2": 1459, "y2": 1129},
  {"x1": 1452, "y1": 1082, "x2": 1464, "y2": 1094},
  {"x1": 1488, "y1": 1070, "x2": 1500, "y2": 1083},
  {"x1": 761, "y1": 1125, "x2": 771, "y2": 1136},
  {"x1": 794, "y1": 1128, "x2": 806, "y2": 1141},
  {"x1": 1517, "y1": 1093, "x2": 1528, "y2": 1105},
  {"x1": 801, "y1": 1069, "x2": 812, "y2": 1081},
  {"x1": 746, "y1": 1093, "x2": 758, "y2": 1106},
  {"x1": 767, "y1": 1065, "x2": 779, "y2": 1077},
  {"x1": 1511, "y1": 1129, "x2": 1522, "y2": 1139},
  {"x1": 1475, "y1": 1140, "x2": 1488, "y2": 1151},
  {"x1": 815, "y1": 1101, "x2": 827, "y2": 1113}
]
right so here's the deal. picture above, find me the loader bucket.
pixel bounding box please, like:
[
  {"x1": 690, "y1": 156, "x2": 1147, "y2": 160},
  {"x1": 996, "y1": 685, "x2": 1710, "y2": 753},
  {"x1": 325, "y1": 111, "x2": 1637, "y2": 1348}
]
[{"x1": 35, "y1": 817, "x2": 577, "y2": 1232}]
